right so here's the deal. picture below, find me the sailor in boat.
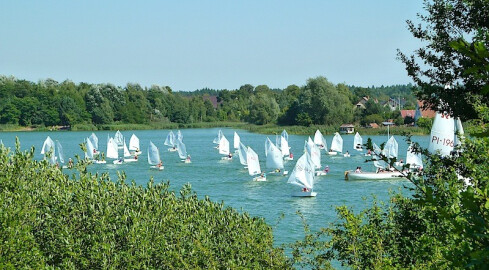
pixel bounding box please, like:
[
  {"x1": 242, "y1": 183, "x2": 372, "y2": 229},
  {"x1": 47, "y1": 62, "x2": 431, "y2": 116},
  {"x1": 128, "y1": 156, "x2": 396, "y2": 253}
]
[
  {"x1": 344, "y1": 151, "x2": 350, "y2": 157},
  {"x1": 366, "y1": 149, "x2": 372, "y2": 156},
  {"x1": 376, "y1": 167, "x2": 385, "y2": 173},
  {"x1": 302, "y1": 187, "x2": 310, "y2": 192},
  {"x1": 324, "y1": 165, "x2": 330, "y2": 173},
  {"x1": 355, "y1": 166, "x2": 362, "y2": 173},
  {"x1": 101, "y1": 152, "x2": 105, "y2": 161},
  {"x1": 275, "y1": 168, "x2": 281, "y2": 173},
  {"x1": 356, "y1": 144, "x2": 362, "y2": 150},
  {"x1": 156, "y1": 161, "x2": 163, "y2": 168},
  {"x1": 134, "y1": 155, "x2": 138, "y2": 160},
  {"x1": 68, "y1": 158, "x2": 74, "y2": 169},
  {"x1": 289, "y1": 152, "x2": 293, "y2": 159},
  {"x1": 228, "y1": 153, "x2": 233, "y2": 160},
  {"x1": 186, "y1": 155, "x2": 191, "y2": 162},
  {"x1": 398, "y1": 159, "x2": 404, "y2": 167}
]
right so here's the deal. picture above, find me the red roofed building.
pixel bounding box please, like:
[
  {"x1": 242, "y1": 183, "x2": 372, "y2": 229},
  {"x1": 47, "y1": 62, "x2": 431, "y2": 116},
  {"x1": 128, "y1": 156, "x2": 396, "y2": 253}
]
[
  {"x1": 401, "y1": 110, "x2": 416, "y2": 119},
  {"x1": 415, "y1": 100, "x2": 436, "y2": 120}
]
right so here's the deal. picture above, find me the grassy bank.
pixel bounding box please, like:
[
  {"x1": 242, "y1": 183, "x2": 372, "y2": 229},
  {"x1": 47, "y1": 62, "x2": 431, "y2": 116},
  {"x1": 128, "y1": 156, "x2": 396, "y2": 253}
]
[{"x1": 2, "y1": 122, "x2": 431, "y2": 136}]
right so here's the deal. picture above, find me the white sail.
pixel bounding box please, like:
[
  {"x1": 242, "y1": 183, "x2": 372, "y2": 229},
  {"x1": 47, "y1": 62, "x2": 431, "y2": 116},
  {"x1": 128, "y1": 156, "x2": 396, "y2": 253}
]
[
  {"x1": 56, "y1": 140, "x2": 65, "y2": 164},
  {"x1": 234, "y1": 132, "x2": 240, "y2": 149},
  {"x1": 106, "y1": 137, "x2": 118, "y2": 159},
  {"x1": 287, "y1": 153, "x2": 314, "y2": 189},
  {"x1": 454, "y1": 117, "x2": 464, "y2": 148},
  {"x1": 176, "y1": 138, "x2": 187, "y2": 159},
  {"x1": 384, "y1": 136, "x2": 399, "y2": 159},
  {"x1": 238, "y1": 142, "x2": 248, "y2": 166},
  {"x1": 247, "y1": 147, "x2": 261, "y2": 176},
  {"x1": 373, "y1": 143, "x2": 382, "y2": 155},
  {"x1": 41, "y1": 136, "x2": 56, "y2": 164},
  {"x1": 428, "y1": 112, "x2": 455, "y2": 156},
  {"x1": 305, "y1": 138, "x2": 321, "y2": 169},
  {"x1": 264, "y1": 138, "x2": 271, "y2": 157},
  {"x1": 218, "y1": 135, "x2": 230, "y2": 155},
  {"x1": 85, "y1": 138, "x2": 95, "y2": 159},
  {"x1": 213, "y1": 129, "x2": 223, "y2": 144},
  {"x1": 147, "y1": 141, "x2": 161, "y2": 165},
  {"x1": 313, "y1": 130, "x2": 323, "y2": 145},
  {"x1": 281, "y1": 136, "x2": 290, "y2": 156},
  {"x1": 373, "y1": 159, "x2": 388, "y2": 169},
  {"x1": 114, "y1": 130, "x2": 124, "y2": 146},
  {"x1": 89, "y1": 133, "x2": 99, "y2": 150},
  {"x1": 40, "y1": 136, "x2": 54, "y2": 154},
  {"x1": 354, "y1": 132, "x2": 363, "y2": 150},
  {"x1": 123, "y1": 140, "x2": 131, "y2": 157},
  {"x1": 406, "y1": 144, "x2": 423, "y2": 169},
  {"x1": 177, "y1": 130, "x2": 183, "y2": 142},
  {"x1": 281, "y1": 130, "x2": 289, "y2": 143},
  {"x1": 129, "y1": 134, "x2": 140, "y2": 151},
  {"x1": 330, "y1": 132, "x2": 343, "y2": 153},
  {"x1": 266, "y1": 138, "x2": 284, "y2": 170},
  {"x1": 164, "y1": 131, "x2": 175, "y2": 147}
]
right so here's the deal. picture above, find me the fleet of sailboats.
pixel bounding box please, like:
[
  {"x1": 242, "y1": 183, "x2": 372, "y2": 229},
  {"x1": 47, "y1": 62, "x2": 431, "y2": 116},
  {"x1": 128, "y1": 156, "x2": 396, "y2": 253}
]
[{"x1": 32, "y1": 123, "x2": 460, "y2": 196}]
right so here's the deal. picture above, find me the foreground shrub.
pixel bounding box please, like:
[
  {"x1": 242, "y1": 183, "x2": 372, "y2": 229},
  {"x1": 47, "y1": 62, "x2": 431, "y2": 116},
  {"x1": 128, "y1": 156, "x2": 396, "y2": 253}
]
[{"x1": 0, "y1": 140, "x2": 291, "y2": 269}]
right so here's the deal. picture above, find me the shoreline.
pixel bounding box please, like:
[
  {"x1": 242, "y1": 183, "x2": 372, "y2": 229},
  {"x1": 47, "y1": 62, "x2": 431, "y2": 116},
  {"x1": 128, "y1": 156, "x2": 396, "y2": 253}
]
[{"x1": 0, "y1": 122, "x2": 430, "y2": 136}]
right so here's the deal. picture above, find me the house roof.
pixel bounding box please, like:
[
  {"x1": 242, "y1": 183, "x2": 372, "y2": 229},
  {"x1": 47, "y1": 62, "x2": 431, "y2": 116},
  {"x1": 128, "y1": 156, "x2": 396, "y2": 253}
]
[
  {"x1": 416, "y1": 100, "x2": 436, "y2": 118},
  {"x1": 369, "y1": 123, "x2": 380, "y2": 128},
  {"x1": 401, "y1": 110, "x2": 416, "y2": 119},
  {"x1": 340, "y1": 124, "x2": 355, "y2": 128}
]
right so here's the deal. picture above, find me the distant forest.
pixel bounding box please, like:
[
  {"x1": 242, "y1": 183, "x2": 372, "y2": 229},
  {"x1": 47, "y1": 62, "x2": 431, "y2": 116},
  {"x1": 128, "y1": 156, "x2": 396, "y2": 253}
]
[{"x1": 0, "y1": 75, "x2": 418, "y2": 128}]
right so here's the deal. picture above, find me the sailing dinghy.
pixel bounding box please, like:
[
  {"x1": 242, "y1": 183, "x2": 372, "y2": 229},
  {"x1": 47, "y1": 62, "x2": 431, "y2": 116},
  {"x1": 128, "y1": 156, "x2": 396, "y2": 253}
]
[
  {"x1": 164, "y1": 131, "x2": 177, "y2": 152},
  {"x1": 129, "y1": 134, "x2": 142, "y2": 155},
  {"x1": 247, "y1": 147, "x2": 266, "y2": 181},
  {"x1": 219, "y1": 135, "x2": 232, "y2": 160},
  {"x1": 287, "y1": 153, "x2": 317, "y2": 197},
  {"x1": 354, "y1": 132, "x2": 363, "y2": 151},
  {"x1": 265, "y1": 138, "x2": 287, "y2": 175},
  {"x1": 148, "y1": 141, "x2": 163, "y2": 170},
  {"x1": 328, "y1": 132, "x2": 343, "y2": 155},
  {"x1": 123, "y1": 140, "x2": 138, "y2": 162},
  {"x1": 177, "y1": 137, "x2": 191, "y2": 163}
]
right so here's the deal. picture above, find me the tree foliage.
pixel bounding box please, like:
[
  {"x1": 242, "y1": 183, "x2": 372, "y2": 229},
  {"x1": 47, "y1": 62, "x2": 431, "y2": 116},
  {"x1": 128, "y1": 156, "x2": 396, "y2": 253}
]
[
  {"x1": 0, "y1": 75, "x2": 415, "y2": 129},
  {"x1": 0, "y1": 141, "x2": 292, "y2": 269}
]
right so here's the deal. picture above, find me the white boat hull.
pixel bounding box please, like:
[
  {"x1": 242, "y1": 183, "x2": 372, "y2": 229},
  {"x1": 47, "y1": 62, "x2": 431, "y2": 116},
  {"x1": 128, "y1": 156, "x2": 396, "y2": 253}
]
[
  {"x1": 124, "y1": 158, "x2": 138, "y2": 162},
  {"x1": 343, "y1": 154, "x2": 350, "y2": 157},
  {"x1": 253, "y1": 176, "x2": 267, "y2": 182},
  {"x1": 93, "y1": 160, "x2": 106, "y2": 164},
  {"x1": 345, "y1": 171, "x2": 405, "y2": 180},
  {"x1": 221, "y1": 156, "x2": 232, "y2": 161},
  {"x1": 292, "y1": 191, "x2": 317, "y2": 197},
  {"x1": 315, "y1": 171, "x2": 327, "y2": 176},
  {"x1": 168, "y1": 148, "x2": 178, "y2": 152},
  {"x1": 113, "y1": 160, "x2": 123, "y2": 164},
  {"x1": 327, "y1": 151, "x2": 338, "y2": 156},
  {"x1": 284, "y1": 157, "x2": 293, "y2": 161},
  {"x1": 150, "y1": 165, "x2": 164, "y2": 170}
]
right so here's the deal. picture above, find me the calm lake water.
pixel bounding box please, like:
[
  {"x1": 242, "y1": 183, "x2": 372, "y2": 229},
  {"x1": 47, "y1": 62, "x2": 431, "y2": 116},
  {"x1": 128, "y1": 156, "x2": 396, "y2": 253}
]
[{"x1": 0, "y1": 129, "x2": 428, "y2": 247}]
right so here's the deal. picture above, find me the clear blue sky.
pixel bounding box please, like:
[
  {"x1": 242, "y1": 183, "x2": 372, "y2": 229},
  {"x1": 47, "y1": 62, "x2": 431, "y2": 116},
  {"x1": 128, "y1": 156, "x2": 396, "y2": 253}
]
[{"x1": 0, "y1": 0, "x2": 424, "y2": 91}]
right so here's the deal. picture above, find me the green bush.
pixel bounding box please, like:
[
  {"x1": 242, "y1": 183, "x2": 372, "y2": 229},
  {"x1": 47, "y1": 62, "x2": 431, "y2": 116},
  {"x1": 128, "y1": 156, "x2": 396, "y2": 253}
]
[{"x1": 0, "y1": 140, "x2": 291, "y2": 269}]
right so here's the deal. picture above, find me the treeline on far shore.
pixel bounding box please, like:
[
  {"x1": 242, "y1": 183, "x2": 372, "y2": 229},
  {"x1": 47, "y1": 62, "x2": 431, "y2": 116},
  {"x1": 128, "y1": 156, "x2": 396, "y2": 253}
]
[{"x1": 0, "y1": 75, "x2": 424, "y2": 134}]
